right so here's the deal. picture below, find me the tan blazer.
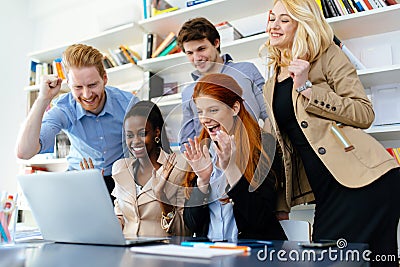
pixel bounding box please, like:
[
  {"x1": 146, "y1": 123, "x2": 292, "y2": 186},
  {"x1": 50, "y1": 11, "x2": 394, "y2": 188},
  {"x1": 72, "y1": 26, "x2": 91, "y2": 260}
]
[
  {"x1": 111, "y1": 150, "x2": 191, "y2": 238},
  {"x1": 263, "y1": 44, "x2": 399, "y2": 212}
]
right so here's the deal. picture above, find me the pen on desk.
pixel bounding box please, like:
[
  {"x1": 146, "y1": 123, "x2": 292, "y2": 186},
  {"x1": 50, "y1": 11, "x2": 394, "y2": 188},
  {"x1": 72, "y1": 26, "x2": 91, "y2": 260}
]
[
  {"x1": 181, "y1": 241, "x2": 251, "y2": 252},
  {"x1": 181, "y1": 241, "x2": 214, "y2": 247},
  {"x1": 209, "y1": 245, "x2": 251, "y2": 252}
]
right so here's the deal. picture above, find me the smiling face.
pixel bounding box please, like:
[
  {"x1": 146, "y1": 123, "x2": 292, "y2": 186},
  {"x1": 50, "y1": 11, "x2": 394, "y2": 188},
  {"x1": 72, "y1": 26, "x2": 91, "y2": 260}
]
[
  {"x1": 267, "y1": 1, "x2": 298, "y2": 51},
  {"x1": 67, "y1": 66, "x2": 107, "y2": 115},
  {"x1": 194, "y1": 95, "x2": 240, "y2": 141},
  {"x1": 124, "y1": 115, "x2": 160, "y2": 159},
  {"x1": 182, "y1": 38, "x2": 224, "y2": 74}
]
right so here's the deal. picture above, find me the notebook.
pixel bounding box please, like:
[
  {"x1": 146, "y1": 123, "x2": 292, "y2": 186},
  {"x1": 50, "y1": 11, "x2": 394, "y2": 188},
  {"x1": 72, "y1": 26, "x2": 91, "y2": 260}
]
[{"x1": 17, "y1": 169, "x2": 169, "y2": 246}]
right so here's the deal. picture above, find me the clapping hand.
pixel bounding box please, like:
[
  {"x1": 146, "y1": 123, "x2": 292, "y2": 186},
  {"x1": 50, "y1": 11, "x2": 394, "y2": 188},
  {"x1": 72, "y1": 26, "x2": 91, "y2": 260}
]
[
  {"x1": 214, "y1": 130, "x2": 236, "y2": 171},
  {"x1": 79, "y1": 157, "x2": 104, "y2": 175},
  {"x1": 184, "y1": 137, "x2": 213, "y2": 189},
  {"x1": 152, "y1": 153, "x2": 177, "y2": 203}
]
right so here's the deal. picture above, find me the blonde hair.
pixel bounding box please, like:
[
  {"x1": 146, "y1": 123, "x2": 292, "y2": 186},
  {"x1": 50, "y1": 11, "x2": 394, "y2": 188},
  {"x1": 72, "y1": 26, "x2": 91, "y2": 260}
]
[
  {"x1": 62, "y1": 44, "x2": 106, "y2": 78},
  {"x1": 262, "y1": 0, "x2": 333, "y2": 69}
]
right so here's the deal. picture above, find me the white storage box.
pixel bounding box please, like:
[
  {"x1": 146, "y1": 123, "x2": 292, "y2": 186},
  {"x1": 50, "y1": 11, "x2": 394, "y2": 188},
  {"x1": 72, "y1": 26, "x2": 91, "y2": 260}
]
[{"x1": 371, "y1": 83, "x2": 400, "y2": 126}]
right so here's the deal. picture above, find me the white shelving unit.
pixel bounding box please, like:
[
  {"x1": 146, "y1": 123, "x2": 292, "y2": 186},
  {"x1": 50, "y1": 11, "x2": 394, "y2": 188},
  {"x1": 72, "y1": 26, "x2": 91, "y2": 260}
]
[
  {"x1": 138, "y1": 3, "x2": 400, "y2": 146},
  {"x1": 327, "y1": 5, "x2": 400, "y2": 39},
  {"x1": 138, "y1": 0, "x2": 270, "y2": 37},
  {"x1": 25, "y1": 23, "x2": 144, "y2": 92},
  {"x1": 329, "y1": 5, "x2": 400, "y2": 145},
  {"x1": 138, "y1": 32, "x2": 269, "y2": 73},
  {"x1": 28, "y1": 23, "x2": 143, "y2": 62}
]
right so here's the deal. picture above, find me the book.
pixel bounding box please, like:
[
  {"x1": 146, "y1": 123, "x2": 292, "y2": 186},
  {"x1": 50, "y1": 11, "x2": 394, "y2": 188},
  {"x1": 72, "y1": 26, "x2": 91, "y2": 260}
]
[
  {"x1": 152, "y1": 6, "x2": 178, "y2": 16},
  {"x1": 151, "y1": 32, "x2": 176, "y2": 58},
  {"x1": 384, "y1": 0, "x2": 398, "y2": 5},
  {"x1": 103, "y1": 53, "x2": 117, "y2": 67},
  {"x1": 143, "y1": 0, "x2": 151, "y2": 19},
  {"x1": 315, "y1": 0, "x2": 324, "y2": 13},
  {"x1": 151, "y1": 0, "x2": 179, "y2": 16},
  {"x1": 353, "y1": 0, "x2": 366, "y2": 11},
  {"x1": 143, "y1": 33, "x2": 163, "y2": 59},
  {"x1": 102, "y1": 55, "x2": 114, "y2": 69},
  {"x1": 392, "y1": 148, "x2": 400, "y2": 164},
  {"x1": 341, "y1": 0, "x2": 356, "y2": 13},
  {"x1": 333, "y1": 0, "x2": 347, "y2": 15},
  {"x1": 370, "y1": 0, "x2": 381, "y2": 7},
  {"x1": 321, "y1": 0, "x2": 333, "y2": 17},
  {"x1": 333, "y1": 35, "x2": 366, "y2": 70},
  {"x1": 157, "y1": 39, "x2": 178, "y2": 57},
  {"x1": 376, "y1": 0, "x2": 388, "y2": 6},
  {"x1": 35, "y1": 64, "x2": 43, "y2": 86},
  {"x1": 186, "y1": 0, "x2": 212, "y2": 7},
  {"x1": 362, "y1": 0, "x2": 374, "y2": 9},
  {"x1": 29, "y1": 60, "x2": 39, "y2": 85},
  {"x1": 119, "y1": 46, "x2": 136, "y2": 64},
  {"x1": 348, "y1": 0, "x2": 360, "y2": 11},
  {"x1": 107, "y1": 48, "x2": 123, "y2": 65},
  {"x1": 365, "y1": 0, "x2": 378, "y2": 8},
  {"x1": 53, "y1": 58, "x2": 66, "y2": 80},
  {"x1": 124, "y1": 46, "x2": 142, "y2": 62},
  {"x1": 327, "y1": 0, "x2": 342, "y2": 16},
  {"x1": 386, "y1": 147, "x2": 396, "y2": 158}
]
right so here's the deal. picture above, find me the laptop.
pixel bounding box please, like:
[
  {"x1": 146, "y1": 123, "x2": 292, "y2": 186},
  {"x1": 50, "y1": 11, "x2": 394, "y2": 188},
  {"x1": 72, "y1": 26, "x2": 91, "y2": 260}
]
[{"x1": 17, "y1": 169, "x2": 169, "y2": 246}]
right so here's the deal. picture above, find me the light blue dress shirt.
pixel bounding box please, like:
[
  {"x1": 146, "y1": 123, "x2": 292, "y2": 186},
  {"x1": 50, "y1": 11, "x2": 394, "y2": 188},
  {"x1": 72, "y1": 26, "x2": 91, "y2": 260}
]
[
  {"x1": 39, "y1": 86, "x2": 139, "y2": 176},
  {"x1": 206, "y1": 147, "x2": 238, "y2": 242},
  {"x1": 179, "y1": 54, "x2": 267, "y2": 151}
]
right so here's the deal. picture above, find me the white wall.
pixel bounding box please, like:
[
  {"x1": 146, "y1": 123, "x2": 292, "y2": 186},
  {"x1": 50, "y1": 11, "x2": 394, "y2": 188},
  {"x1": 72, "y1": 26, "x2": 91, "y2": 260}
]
[
  {"x1": 0, "y1": 1, "x2": 33, "y2": 192},
  {"x1": 27, "y1": 0, "x2": 142, "y2": 52}
]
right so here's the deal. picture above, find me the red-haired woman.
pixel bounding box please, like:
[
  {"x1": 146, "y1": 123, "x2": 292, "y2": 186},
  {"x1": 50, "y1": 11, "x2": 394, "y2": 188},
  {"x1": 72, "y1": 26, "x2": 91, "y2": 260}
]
[{"x1": 183, "y1": 73, "x2": 287, "y2": 242}]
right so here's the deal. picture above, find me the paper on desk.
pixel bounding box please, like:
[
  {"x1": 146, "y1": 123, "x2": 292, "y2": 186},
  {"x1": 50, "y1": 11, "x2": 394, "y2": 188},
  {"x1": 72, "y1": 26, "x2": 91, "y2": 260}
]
[{"x1": 130, "y1": 244, "x2": 244, "y2": 258}]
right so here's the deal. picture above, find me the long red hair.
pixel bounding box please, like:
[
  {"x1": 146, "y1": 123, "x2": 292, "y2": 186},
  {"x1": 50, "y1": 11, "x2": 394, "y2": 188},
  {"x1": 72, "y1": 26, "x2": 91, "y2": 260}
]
[{"x1": 183, "y1": 73, "x2": 271, "y2": 197}]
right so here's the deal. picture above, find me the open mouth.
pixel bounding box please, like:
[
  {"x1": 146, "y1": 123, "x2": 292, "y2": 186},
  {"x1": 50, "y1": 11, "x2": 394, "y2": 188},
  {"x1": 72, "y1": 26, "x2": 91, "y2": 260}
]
[
  {"x1": 195, "y1": 60, "x2": 207, "y2": 68},
  {"x1": 207, "y1": 124, "x2": 221, "y2": 135},
  {"x1": 131, "y1": 146, "x2": 145, "y2": 153},
  {"x1": 82, "y1": 97, "x2": 96, "y2": 105},
  {"x1": 271, "y1": 33, "x2": 282, "y2": 37}
]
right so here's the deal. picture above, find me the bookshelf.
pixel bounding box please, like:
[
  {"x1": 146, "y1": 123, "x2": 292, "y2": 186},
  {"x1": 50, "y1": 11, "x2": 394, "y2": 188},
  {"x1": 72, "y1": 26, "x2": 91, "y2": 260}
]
[
  {"x1": 137, "y1": 2, "x2": 400, "y2": 148},
  {"x1": 138, "y1": 0, "x2": 269, "y2": 37}
]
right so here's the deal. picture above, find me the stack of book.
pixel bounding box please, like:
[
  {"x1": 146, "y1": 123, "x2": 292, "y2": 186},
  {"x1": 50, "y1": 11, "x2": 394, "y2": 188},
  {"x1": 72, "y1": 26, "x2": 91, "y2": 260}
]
[
  {"x1": 215, "y1": 21, "x2": 243, "y2": 43},
  {"x1": 105, "y1": 45, "x2": 141, "y2": 68},
  {"x1": 142, "y1": 32, "x2": 180, "y2": 59},
  {"x1": 317, "y1": 0, "x2": 398, "y2": 18},
  {"x1": 31, "y1": 58, "x2": 67, "y2": 86}
]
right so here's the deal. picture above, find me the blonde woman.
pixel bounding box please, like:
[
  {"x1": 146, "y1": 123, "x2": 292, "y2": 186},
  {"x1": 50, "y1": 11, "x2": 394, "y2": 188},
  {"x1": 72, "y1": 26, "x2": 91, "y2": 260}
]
[{"x1": 262, "y1": 0, "x2": 399, "y2": 265}]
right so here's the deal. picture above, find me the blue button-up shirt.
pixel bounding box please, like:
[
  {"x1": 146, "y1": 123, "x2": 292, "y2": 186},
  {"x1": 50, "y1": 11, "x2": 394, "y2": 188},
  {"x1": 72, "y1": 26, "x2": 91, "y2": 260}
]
[
  {"x1": 179, "y1": 54, "x2": 267, "y2": 151},
  {"x1": 39, "y1": 86, "x2": 138, "y2": 175},
  {"x1": 207, "y1": 147, "x2": 238, "y2": 242}
]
